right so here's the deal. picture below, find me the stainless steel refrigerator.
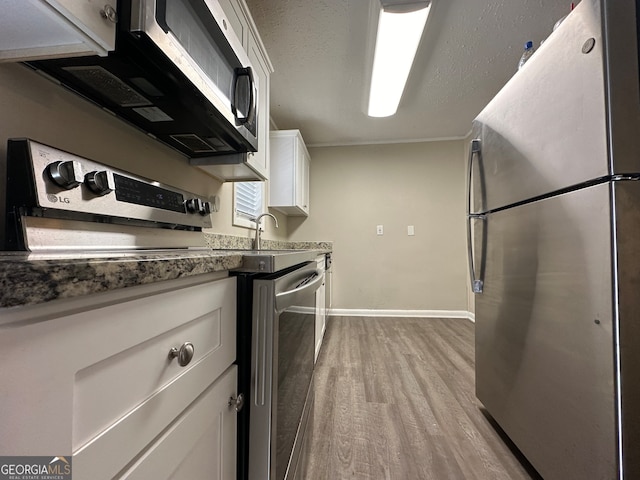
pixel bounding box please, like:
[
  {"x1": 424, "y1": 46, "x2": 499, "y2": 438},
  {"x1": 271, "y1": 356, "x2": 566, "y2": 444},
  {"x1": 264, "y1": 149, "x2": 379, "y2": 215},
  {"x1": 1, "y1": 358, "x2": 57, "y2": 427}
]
[{"x1": 468, "y1": 1, "x2": 640, "y2": 478}]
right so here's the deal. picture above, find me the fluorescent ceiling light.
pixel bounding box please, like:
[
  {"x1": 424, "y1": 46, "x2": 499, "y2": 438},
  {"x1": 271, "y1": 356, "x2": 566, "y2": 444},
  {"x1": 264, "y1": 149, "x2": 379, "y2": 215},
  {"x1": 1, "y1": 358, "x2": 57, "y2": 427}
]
[{"x1": 367, "y1": 2, "x2": 431, "y2": 118}]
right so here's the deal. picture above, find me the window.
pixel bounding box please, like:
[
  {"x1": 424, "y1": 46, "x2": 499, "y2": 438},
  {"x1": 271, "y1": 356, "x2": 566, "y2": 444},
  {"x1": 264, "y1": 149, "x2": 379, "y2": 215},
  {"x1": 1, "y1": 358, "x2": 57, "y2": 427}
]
[{"x1": 233, "y1": 181, "x2": 265, "y2": 228}]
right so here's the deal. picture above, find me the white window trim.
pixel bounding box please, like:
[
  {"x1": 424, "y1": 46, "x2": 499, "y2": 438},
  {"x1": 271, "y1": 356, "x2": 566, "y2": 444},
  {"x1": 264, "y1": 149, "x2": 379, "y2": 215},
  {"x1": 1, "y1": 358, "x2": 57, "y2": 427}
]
[{"x1": 233, "y1": 181, "x2": 266, "y2": 229}]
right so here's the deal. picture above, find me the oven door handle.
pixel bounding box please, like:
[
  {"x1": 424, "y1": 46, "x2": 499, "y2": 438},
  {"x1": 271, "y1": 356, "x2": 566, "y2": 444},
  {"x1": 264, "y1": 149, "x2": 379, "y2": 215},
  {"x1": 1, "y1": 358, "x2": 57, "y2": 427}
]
[{"x1": 275, "y1": 270, "x2": 324, "y2": 312}]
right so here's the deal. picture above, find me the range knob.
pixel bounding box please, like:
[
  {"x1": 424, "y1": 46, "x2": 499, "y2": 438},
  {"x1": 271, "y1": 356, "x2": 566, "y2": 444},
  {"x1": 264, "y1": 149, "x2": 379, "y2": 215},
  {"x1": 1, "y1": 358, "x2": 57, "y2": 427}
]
[
  {"x1": 185, "y1": 198, "x2": 202, "y2": 214},
  {"x1": 199, "y1": 201, "x2": 212, "y2": 216},
  {"x1": 46, "y1": 160, "x2": 83, "y2": 189},
  {"x1": 185, "y1": 198, "x2": 211, "y2": 215},
  {"x1": 85, "y1": 170, "x2": 115, "y2": 196}
]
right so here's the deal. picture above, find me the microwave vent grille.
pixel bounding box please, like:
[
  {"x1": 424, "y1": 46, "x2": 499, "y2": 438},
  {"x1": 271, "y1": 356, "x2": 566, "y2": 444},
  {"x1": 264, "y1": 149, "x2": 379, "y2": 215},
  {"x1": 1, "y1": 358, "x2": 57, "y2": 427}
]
[
  {"x1": 171, "y1": 134, "x2": 217, "y2": 153},
  {"x1": 62, "y1": 66, "x2": 151, "y2": 108}
]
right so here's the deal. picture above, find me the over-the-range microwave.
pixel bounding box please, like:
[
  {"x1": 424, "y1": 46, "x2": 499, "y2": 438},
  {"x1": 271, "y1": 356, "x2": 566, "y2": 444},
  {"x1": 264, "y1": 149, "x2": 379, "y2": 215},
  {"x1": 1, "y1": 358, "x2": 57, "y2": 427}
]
[{"x1": 28, "y1": 0, "x2": 260, "y2": 174}]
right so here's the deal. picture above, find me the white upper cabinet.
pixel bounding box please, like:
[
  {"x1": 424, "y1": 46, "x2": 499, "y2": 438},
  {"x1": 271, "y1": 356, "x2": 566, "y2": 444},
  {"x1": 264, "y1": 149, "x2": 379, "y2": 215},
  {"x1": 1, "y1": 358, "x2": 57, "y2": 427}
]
[
  {"x1": 0, "y1": 0, "x2": 117, "y2": 62},
  {"x1": 270, "y1": 130, "x2": 310, "y2": 216},
  {"x1": 246, "y1": 32, "x2": 271, "y2": 179},
  {"x1": 218, "y1": 0, "x2": 249, "y2": 47},
  {"x1": 217, "y1": 0, "x2": 273, "y2": 181}
]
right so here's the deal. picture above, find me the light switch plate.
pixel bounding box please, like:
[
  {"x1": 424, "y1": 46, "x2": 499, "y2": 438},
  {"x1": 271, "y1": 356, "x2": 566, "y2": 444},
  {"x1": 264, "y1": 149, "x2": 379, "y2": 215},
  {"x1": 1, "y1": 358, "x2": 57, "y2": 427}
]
[
  {"x1": 376, "y1": 225, "x2": 384, "y2": 235},
  {"x1": 408, "y1": 225, "x2": 415, "y2": 236}
]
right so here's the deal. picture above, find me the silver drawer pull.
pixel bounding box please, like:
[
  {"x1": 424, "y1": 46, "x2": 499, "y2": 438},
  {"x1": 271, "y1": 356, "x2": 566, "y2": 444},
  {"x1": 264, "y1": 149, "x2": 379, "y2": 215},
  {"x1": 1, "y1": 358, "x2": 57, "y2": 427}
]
[{"x1": 168, "y1": 342, "x2": 195, "y2": 367}]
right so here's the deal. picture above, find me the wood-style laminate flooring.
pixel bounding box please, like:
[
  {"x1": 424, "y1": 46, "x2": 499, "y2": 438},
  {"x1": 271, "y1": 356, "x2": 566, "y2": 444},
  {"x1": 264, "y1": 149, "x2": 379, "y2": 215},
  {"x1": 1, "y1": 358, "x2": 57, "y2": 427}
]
[{"x1": 304, "y1": 316, "x2": 541, "y2": 480}]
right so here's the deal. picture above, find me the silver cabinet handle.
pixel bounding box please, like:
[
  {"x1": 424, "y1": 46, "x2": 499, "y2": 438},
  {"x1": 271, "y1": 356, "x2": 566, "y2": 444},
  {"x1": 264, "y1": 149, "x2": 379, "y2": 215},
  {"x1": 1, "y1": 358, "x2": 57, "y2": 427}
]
[
  {"x1": 229, "y1": 393, "x2": 245, "y2": 412},
  {"x1": 168, "y1": 342, "x2": 195, "y2": 367},
  {"x1": 467, "y1": 139, "x2": 484, "y2": 294},
  {"x1": 100, "y1": 4, "x2": 118, "y2": 23}
]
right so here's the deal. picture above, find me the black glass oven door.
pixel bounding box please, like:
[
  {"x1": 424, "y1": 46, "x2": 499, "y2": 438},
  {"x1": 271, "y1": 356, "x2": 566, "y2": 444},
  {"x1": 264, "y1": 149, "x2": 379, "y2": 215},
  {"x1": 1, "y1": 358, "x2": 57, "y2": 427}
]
[
  {"x1": 275, "y1": 298, "x2": 315, "y2": 480},
  {"x1": 273, "y1": 265, "x2": 323, "y2": 480}
]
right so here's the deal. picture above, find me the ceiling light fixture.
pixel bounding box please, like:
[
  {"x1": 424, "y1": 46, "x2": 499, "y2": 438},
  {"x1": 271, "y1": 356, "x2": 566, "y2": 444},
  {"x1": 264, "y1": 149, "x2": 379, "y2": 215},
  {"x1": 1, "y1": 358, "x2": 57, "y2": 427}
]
[{"x1": 367, "y1": 1, "x2": 431, "y2": 118}]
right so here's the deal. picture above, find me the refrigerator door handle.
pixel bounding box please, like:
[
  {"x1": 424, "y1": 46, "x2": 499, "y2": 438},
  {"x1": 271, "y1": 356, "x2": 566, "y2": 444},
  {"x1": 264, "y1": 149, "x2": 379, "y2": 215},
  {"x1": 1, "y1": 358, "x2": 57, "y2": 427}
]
[
  {"x1": 467, "y1": 214, "x2": 486, "y2": 294},
  {"x1": 467, "y1": 139, "x2": 484, "y2": 293},
  {"x1": 466, "y1": 138, "x2": 482, "y2": 217}
]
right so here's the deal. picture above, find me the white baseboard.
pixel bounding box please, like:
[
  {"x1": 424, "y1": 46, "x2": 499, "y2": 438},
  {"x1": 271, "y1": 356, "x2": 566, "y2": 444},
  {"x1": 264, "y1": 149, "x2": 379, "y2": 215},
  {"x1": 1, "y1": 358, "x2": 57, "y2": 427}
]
[{"x1": 328, "y1": 308, "x2": 475, "y2": 322}]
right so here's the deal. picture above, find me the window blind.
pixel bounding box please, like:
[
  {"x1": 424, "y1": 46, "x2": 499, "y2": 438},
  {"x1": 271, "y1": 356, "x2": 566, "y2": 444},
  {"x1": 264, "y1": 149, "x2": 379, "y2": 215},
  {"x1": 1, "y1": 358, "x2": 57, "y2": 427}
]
[{"x1": 235, "y1": 181, "x2": 263, "y2": 219}]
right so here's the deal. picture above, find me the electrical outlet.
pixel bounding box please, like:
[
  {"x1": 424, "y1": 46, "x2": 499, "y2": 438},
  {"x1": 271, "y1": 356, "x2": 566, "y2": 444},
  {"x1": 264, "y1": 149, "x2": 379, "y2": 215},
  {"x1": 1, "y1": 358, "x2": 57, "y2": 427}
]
[{"x1": 376, "y1": 225, "x2": 384, "y2": 235}]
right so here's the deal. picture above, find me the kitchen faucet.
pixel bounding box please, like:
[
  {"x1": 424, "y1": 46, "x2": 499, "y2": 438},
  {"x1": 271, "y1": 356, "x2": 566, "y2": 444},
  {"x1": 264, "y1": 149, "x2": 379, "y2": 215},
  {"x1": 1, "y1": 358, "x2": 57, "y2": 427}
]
[{"x1": 252, "y1": 213, "x2": 278, "y2": 250}]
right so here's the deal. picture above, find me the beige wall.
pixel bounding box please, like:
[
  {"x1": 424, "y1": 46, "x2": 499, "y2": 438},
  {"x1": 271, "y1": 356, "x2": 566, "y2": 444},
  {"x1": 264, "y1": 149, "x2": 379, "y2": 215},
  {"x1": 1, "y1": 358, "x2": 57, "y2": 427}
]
[
  {"x1": 0, "y1": 63, "x2": 287, "y2": 242},
  {"x1": 287, "y1": 140, "x2": 468, "y2": 312}
]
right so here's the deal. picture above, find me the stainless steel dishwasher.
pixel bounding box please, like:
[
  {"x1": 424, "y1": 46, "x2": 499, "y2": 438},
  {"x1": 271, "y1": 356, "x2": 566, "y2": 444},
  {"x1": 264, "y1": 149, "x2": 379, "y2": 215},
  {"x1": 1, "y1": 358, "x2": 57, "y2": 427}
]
[{"x1": 234, "y1": 257, "x2": 323, "y2": 480}]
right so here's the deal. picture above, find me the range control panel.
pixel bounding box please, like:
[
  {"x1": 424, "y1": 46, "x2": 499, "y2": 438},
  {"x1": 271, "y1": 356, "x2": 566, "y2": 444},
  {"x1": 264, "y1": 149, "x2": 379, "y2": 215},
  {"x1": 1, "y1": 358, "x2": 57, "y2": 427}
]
[{"x1": 6, "y1": 139, "x2": 213, "y2": 229}]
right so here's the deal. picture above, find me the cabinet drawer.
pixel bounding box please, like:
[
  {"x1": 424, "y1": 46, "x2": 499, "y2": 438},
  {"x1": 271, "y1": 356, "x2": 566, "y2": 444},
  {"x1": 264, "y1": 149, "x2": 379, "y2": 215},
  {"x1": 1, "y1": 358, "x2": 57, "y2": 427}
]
[
  {"x1": 72, "y1": 277, "x2": 236, "y2": 478},
  {"x1": 0, "y1": 275, "x2": 236, "y2": 469},
  {"x1": 73, "y1": 294, "x2": 231, "y2": 450}
]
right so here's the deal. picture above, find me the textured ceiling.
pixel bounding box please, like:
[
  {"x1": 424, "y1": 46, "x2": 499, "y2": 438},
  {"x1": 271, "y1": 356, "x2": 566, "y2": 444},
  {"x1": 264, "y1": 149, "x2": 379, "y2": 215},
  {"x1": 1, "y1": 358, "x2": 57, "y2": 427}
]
[{"x1": 245, "y1": 0, "x2": 571, "y2": 146}]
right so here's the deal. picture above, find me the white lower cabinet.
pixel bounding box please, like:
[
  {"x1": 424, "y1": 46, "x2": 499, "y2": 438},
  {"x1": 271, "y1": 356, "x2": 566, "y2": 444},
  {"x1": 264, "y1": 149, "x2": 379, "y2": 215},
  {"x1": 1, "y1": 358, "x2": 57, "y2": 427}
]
[
  {"x1": 314, "y1": 255, "x2": 326, "y2": 362},
  {"x1": 0, "y1": 273, "x2": 237, "y2": 480},
  {"x1": 118, "y1": 366, "x2": 237, "y2": 480}
]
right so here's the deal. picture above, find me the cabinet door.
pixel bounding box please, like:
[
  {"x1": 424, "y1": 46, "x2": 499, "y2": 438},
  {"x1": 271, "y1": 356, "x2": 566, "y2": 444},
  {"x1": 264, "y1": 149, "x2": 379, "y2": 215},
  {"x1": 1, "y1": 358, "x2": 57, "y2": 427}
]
[
  {"x1": 216, "y1": 0, "x2": 271, "y2": 181},
  {"x1": 55, "y1": 0, "x2": 117, "y2": 53},
  {"x1": 270, "y1": 130, "x2": 310, "y2": 216},
  {"x1": 314, "y1": 256, "x2": 325, "y2": 362},
  {"x1": 0, "y1": 274, "x2": 236, "y2": 480},
  {"x1": 0, "y1": 0, "x2": 117, "y2": 61},
  {"x1": 298, "y1": 147, "x2": 310, "y2": 215},
  {"x1": 216, "y1": 0, "x2": 249, "y2": 47},
  {"x1": 119, "y1": 366, "x2": 238, "y2": 480},
  {"x1": 246, "y1": 32, "x2": 270, "y2": 180},
  {"x1": 325, "y1": 268, "x2": 332, "y2": 312},
  {"x1": 314, "y1": 281, "x2": 325, "y2": 362}
]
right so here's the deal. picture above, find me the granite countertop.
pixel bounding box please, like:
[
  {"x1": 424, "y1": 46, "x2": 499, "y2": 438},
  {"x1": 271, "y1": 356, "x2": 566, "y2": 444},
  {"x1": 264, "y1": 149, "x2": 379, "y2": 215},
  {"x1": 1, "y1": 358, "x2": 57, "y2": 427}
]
[
  {"x1": 0, "y1": 232, "x2": 332, "y2": 309},
  {"x1": 0, "y1": 249, "x2": 244, "y2": 309},
  {"x1": 0, "y1": 235, "x2": 333, "y2": 309}
]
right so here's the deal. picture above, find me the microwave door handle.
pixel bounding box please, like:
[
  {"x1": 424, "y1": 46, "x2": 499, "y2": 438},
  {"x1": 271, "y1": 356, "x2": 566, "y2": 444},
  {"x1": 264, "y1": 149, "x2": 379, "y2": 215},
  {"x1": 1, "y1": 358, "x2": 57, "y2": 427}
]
[
  {"x1": 233, "y1": 67, "x2": 256, "y2": 125},
  {"x1": 246, "y1": 66, "x2": 257, "y2": 125},
  {"x1": 275, "y1": 270, "x2": 324, "y2": 312}
]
